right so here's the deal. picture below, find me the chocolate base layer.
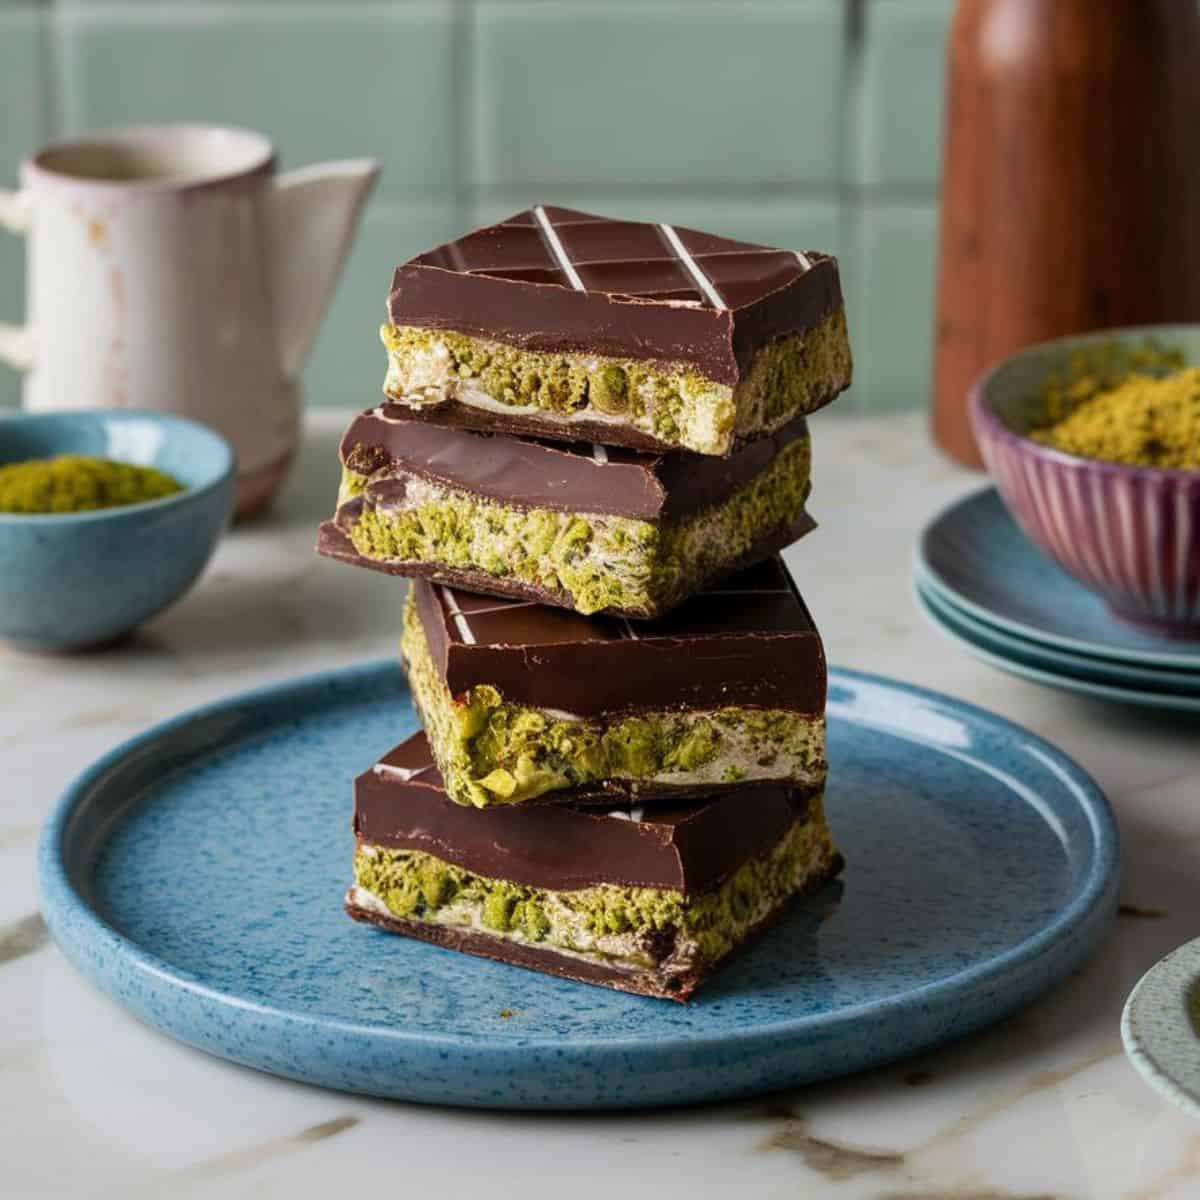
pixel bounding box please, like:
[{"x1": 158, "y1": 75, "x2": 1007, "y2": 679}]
[
  {"x1": 316, "y1": 508, "x2": 816, "y2": 620},
  {"x1": 378, "y1": 397, "x2": 676, "y2": 454},
  {"x1": 344, "y1": 855, "x2": 844, "y2": 1003}
]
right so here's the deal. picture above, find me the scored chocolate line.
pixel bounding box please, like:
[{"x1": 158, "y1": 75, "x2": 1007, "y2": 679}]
[
  {"x1": 441, "y1": 590, "x2": 791, "y2": 645},
  {"x1": 438, "y1": 585, "x2": 477, "y2": 644},
  {"x1": 658, "y1": 223, "x2": 725, "y2": 310},
  {"x1": 532, "y1": 205, "x2": 586, "y2": 291},
  {"x1": 609, "y1": 807, "x2": 646, "y2": 823},
  {"x1": 458, "y1": 600, "x2": 538, "y2": 616},
  {"x1": 531, "y1": 208, "x2": 621, "y2": 469},
  {"x1": 434, "y1": 574, "x2": 795, "y2": 647},
  {"x1": 373, "y1": 762, "x2": 432, "y2": 783}
]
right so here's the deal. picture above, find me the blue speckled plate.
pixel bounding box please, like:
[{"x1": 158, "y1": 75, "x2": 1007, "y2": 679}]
[
  {"x1": 39, "y1": 662, "x2": 1119, "y2": 1110},
  {"x1": 1122, "y1": 937, "x2": 1200, "y2": 1120},
  {"x1": 916, "y1": 582, "x2": 1200, "y2": 714},
  {"x1": 919, "y1": 489, "x2": 1200, "y2": 670}
]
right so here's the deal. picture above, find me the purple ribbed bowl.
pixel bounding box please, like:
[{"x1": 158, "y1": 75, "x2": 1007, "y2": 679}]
[{"x1": 969, "y1": 325, "x2": 1200, "y2": 638}]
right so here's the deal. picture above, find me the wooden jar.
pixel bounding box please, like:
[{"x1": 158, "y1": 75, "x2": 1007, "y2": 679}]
[{"x1": 932, "y1": 0, "x2": 1200, "y2": 466}]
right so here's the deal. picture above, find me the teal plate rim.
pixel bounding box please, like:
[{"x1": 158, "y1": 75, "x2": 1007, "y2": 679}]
[
  {"x1": 917, "y1": 577, "x2": 1200, "y2": 698},
  {"x1": 917, "y1": 487, "x2": 1200, "y2": 671},
  {"x1": 37, "y1": 660, "x2": 1122, "y2": 1110},
  {"x1": 915, "y1": 581, "x2": 1200, "y2": 714},
  {"x1": 1122, "y1": 936, "x2": 1200, "y2": 1120}
]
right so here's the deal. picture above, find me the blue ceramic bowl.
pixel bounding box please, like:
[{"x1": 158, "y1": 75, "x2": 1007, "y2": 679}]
[
  {"x1": 0, "y1": 410, "x2": 234, "y2": 650},
  {"x1": 969, "y1": 325, "x2": 1200, "y2": 638}
]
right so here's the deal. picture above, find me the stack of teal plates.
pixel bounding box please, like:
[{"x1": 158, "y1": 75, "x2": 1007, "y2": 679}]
[{"x1": 915, "y1": 489, "x2": 1200, "y2": 712}]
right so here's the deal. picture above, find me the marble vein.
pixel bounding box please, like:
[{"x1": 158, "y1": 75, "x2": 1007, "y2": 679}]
[
  {"x1": 172, "y1": 1115, "x2": 360, "y2": 1184},
  {"x1": 881, "y1": 1190, "x2": 1063, "y2": 1200},
  {"x1": 0, "y1": 823, "x2": 38, "y2": 849},
  {"x1": 915, "y1": 1041, "x2": 1125, "y2": 1155},
  {"x1": 757, "y1": 1104, "x2": 905, "y2": 1180},
  {"x1": 0, "y1": 913, "x2": 48, "y2": 966}
]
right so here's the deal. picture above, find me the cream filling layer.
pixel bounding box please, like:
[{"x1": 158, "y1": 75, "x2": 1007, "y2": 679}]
[
  {"x1": 553, "y1": 710, "x2": 827, "y2": 790},
  {"x1": 383, "y1": 342, "x2": 729, "y2": 450},
  {"x1": 382, "y1": 308, "x2": 852, "y2": 457},
  {"x1": 349, "y1": 881, "x2": 668, "y2": 971},
  {"x1": 366, "y1": 474, "x2": 654, "y2": 594}
]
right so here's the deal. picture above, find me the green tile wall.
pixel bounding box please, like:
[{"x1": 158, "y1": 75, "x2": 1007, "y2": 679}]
[
  {"x1": 851, "y1": 0, "x2": 950, "y2": 190},
  {"x1": 56, "y1": 4, "x2": 458, "y2": 196},
  {"x1": 0, "y1": 0, "x2": 955, "y2": 415},
  {"x1": 471, "y1": 1, "x2": 844, "y2": 188},
  {"x1": 848, "y1": 203, "x2": 939, "y2": 411}
]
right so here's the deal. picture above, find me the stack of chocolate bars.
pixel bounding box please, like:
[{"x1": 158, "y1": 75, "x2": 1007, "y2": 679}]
[{"x1": 318, "y1": 207, "x2": 853, "y2": 1000}]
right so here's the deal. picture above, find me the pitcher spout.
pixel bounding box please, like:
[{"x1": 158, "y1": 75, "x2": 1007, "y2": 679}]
[{"x1": 266, "y1": 158, "x2": 381, "y2": 379}]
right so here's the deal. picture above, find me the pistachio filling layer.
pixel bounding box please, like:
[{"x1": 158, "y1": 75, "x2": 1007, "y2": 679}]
[
  {"x1": 734, "y1": 308, "x2": 852, "y2": 438},
  {"x1": 351, "y1": 802, "x2": 837, "y2": 978},
  {"x1": 342, "y1": 433, "x2": 811, "y2": 617},
  {"x1": 381, "y1": 308, "x2": 851, "y2": 455},
  {"x1": 401, "y1": 593, "x2": 827, "y2": 808}
]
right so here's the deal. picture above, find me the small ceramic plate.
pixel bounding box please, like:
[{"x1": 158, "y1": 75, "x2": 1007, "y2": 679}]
[
  {"x1": 916, "y1": 582, "x2": 1200, "y2": 714},
  {"x1": 918, "y1": 580, "x2": 1200, "y2": 699},
  {"x1": 1122, "y1": 937, "x2": 1200, "y2": 1119},
  {"x1": 919, "y1": 489, "x2": 1200, "y2": 670},
  {"x1": 40, "y1": 662, "x2": 1119, "y2": 1110}
]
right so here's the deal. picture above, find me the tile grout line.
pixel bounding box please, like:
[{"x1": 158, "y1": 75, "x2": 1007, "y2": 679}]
[
  {"x1": 42, "y1": 2, "x2": 442, "y2": 28},
  {"x1": 469, "y1": 181, "x2": 849, "y2": 201},
  {"x1": 841, "y1": 0, "x2": 869, "y2": 415},
  {"x1": 46, "y1": 0, "x2": 82, "y2": 139},
  {"x1": 35, "y1": 2, "x2": 60, "y2": 147},
  {"x1": 465, "y1": 183, "x2": 937, "y2": 208},
  {"x1": 451, "y1": 0, "x2": 472, "y2": 233}
]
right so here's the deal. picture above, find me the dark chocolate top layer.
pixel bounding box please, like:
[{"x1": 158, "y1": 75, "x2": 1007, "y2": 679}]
[
  {"x1": 340, "y1": 404, "x2": 809, "y2": 520},
  {"x1": 355, "y1": 732, "x2": 814, "y2": 893},
  {"x1": 389, "y1": 206, "x2": 843, "y2": 384},
  {"x1": 413, "y1": 557, "x2": 826, "y2": 716}
]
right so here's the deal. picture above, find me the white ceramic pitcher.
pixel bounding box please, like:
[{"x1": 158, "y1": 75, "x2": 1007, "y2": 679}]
[{"x1": 0, "y1": 125, "x2": 379, "y2": 516}]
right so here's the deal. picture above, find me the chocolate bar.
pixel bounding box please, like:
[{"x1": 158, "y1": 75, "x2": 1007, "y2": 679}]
[
  {"x1": 399, "y1": 559, "x2": 827, "y2": 808},
  {"x1": 317, "y1": 405, "x2": 815, "y2": 617},
  {"x1": 381, "y1": 207, "x2": 852, "y2": 456},
  {"x1": 346, "y1": 731, "x2": 843, "y2": 1001}
]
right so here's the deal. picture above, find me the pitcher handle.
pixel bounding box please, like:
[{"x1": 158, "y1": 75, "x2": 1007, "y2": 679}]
[
  {"x1": 0, "y1": 188, "x2": 33, "y2": 371},
  {"x1": 268, "y1": 159, "x2": 380, "y2": 380}
]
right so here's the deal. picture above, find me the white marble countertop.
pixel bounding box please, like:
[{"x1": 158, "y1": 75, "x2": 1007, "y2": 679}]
[{"x1": 3, "y1": 409, "x2": 1199, "y2": 1200}]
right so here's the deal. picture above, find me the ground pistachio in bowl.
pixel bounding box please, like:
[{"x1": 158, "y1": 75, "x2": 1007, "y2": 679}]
[
  {"x1": 0, "y1": 408, "x2": 233, "y2": 651},
  {"x1": 0, "y1": 454, "x2": 184, "y2": 514},
  {"x1": 1029, "y1": 340, "x2": 1198, "y2": 469},
  {"x1": 969, "y1": 327, "x2": 1200, "y2": 636}
]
